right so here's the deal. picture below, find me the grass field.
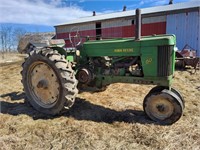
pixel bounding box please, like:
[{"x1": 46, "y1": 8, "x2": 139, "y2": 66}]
[{"x1": 0, "y1": 53, "x2": 199, "y2": 150}]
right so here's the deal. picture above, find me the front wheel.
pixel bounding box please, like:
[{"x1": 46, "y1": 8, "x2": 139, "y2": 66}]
[
  {"x1": 146, "y1": 86, "x2": 185, "y2": 108},
  {"x1": 21, "y1": 48, "x2": 78, "y2": 115},
  {"x1": 143, "y1": 89, "x2": 183, "y2": 125}
]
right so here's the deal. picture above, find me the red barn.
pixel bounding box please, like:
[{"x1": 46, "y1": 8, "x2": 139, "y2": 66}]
[{"x1": 54, "y1": 1, "x2": 200, "y2": 56}]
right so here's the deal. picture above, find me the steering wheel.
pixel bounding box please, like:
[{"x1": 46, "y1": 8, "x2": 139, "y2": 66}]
[{"x1": 69, "y1": 27, "x2": 82, "y2": 47}]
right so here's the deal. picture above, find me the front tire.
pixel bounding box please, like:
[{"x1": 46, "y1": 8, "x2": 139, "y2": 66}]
[
  {"x1": 21, "y1": 48, "x2": 78, "y2": 115},
  {"x1": 146, "y1": 86, "x2": 185, "y2": 108},
  {"x1": 143, "y1": 89, "x2": 183, "y2": 125}
]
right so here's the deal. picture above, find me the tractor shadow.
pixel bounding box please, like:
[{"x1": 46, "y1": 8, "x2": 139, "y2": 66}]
[
  {"x1": 63, "y1": 98, "x2": 153, "y2": 124},
  {"x1": 0, "y1": 92, "x2": 154, "y2": 125},
  {"x1": 1, "y1": 92, "x2": 26, "y2": 101}
]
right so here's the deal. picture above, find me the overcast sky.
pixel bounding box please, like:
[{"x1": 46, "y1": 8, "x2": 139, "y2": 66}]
[{"x1": 0, "y1": 0, "x2": 197, "y2": 32}]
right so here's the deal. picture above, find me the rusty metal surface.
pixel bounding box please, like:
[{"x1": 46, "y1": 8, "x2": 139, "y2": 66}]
[
  {"x1": 183, "y1": 57, "x2": 200, "y2": 68},
  {"x1": 175, "y1": 57, "x2": 200, "y2": 70},
  {"x1": 175, "y1": 49, "x2": 200, "y2": 70}
]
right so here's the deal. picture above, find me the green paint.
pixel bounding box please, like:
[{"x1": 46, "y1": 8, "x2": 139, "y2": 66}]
[
  {"x1": 56, "y1": 34, "x2": 176, "y2": 89},
  {"x1": 51, "y1": 47, "x2": 67, "y2": 57}
]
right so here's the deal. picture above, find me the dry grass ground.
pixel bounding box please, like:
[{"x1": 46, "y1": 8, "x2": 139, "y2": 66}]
[{"x1": 0, "y1": 53, "x2": 199, "y2": 150}]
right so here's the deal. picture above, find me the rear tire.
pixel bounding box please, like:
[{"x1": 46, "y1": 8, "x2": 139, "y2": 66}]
[{"x1": 21, "y1": 48, "x2": 78, "y2": 115}]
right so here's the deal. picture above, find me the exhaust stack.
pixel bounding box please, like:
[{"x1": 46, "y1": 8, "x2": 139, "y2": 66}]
[{"x1": 135, "y1": 8, "x2": 141, "y2": 40}]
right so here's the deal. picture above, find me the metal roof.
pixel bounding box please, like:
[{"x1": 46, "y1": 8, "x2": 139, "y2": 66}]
[{"x1": 55, "y1": 1, "x2": 200, "y2": 27}]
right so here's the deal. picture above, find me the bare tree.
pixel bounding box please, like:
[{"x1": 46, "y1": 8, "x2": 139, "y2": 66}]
[
  {"x1": 7, "y1": 26, "x2": 13, "y2": 52},
  {"x1": 13, "y1": 27, "x2": 26, "y2": 51},
  {"x1": 0, "y1": 25, "x2": 6, "y2": 52},
  {"x1": 0, "y1": 25, "x2": 8, "y2": 59},
  {"x1": 0, "y1": 25, "x2": 26, "y2": 53},
  {"x1": 0, "y1": 25, "x2": 14, "y2": 52},
  {"x1": 0, "y1": 28, "x2": 5, "y2": 52}
]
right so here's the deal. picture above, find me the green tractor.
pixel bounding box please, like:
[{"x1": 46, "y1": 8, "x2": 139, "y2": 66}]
[{"x1": 21, "y1": 9, "x2": 184, "y2": 125}]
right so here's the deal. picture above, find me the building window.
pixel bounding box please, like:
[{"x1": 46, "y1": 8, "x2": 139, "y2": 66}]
[
  {"x1": 96, "y1": 22, "x2": 102, "y2": 40},
  {"x1": 132, "y1": 20, "x2": 135, "y2": 25}
]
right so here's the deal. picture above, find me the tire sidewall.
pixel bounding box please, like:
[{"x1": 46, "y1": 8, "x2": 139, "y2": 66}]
[
  {"x1": 22, "y1": 50, "x2": 67, "y2": 115},
  {"x1": 143, "y1": 91, "x2": 183, "y2": 125}
]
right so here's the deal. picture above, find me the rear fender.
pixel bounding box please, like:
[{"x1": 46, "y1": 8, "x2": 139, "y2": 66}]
[
  {"x1": 51, "y1": 47, "x2": 75, "y2": 62},
  {"x1": 51, "y1": 47, "x2": 67, "y2": 57}
]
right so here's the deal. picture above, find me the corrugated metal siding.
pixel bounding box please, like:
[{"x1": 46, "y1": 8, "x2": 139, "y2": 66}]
[
  {"x1": 100, "y1": 18, "x2": 133, "y2": 38},
  {"x1": 142, "y1": 22, "x2": 166, "y2": 36},
  {"x1": 57, "y1": 30, "x2": 96, "y2": 47},
  {"x1": 102, "y1": 18, "x2": 132, "y2": 28},
  {"x1": 56, "y1": 23, "x2": 95, "y2": 33},
  {"x1": 102, "y1": 25, "x2": 134, "y2": 38},
  {"x1": 57, "y1": 33, "x2": 68, "y2": 39},
  {"x1": 167, "y1": 11, "x2": 199, "y2": 56},
  {"x1": 102, "y1": 26, "x2": 123, "y2": 37},
  {"x1": 101, "y1": 22, "x2": 166, "y2": 38},
  {"x1": 142, "y1": 16, "x2": 166, "y2": 24},
  {"x1": 199, "y1": 8, "x2": 200, "y2": 56},
  {"x1": 122, "y1": 25, "x2": 135, "y2": 37},
  {"x1": 57, "y1": 22, "x2": 166, "y2": 40}
]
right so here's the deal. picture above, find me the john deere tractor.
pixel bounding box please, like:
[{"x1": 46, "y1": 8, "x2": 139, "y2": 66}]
[{"x1": 21, "y1": 9, "x2": 184, "y2": 125}]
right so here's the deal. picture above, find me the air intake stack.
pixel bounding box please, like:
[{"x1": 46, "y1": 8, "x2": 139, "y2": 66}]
[{"x1": 135, "y1": 8, "x2": 141, "y2": 40}]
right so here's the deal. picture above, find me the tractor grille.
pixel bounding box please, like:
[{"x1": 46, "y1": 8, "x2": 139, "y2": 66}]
[{"x1": 157, "y1": 46, "x2": 173, "y2": 77}]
